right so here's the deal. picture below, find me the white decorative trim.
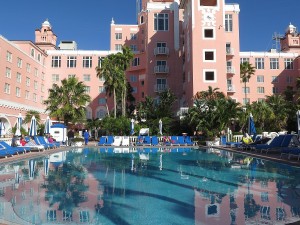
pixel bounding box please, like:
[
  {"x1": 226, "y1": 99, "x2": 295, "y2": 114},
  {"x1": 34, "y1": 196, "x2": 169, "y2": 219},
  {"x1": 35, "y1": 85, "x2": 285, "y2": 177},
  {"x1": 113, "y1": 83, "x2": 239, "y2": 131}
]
[
  {"x1": 0, "y1": 99, "x2": 46, "y2": 113},
  {"x1": 46, "y1": 50, "x2": 118, "y2": 56}
]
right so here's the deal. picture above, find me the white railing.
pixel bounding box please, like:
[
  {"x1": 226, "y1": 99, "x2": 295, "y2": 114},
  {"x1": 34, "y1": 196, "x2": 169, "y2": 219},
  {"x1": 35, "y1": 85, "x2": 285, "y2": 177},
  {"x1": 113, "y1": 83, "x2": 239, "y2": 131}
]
[
  {"x1": 154, "y1": 47, "x2": 169, "y2": 56},
  {"x1": 154, "y1": 65, "x2": 169, "y2": 73},
  {"x1": 154, "y1": 84, "x2": 168, "y2": 92},
  {"x1": 227, "y1": 84, "x2": 236, "y2": 92},
  {"x1": 177, "y1": 107, "x2": 189, "y2": 117},
  {"x1": 226, "y1": 47, "x2": 234, "y2": 55},
  {"x1": 227, "y1": 66, "x2": 235, "y2": 74}
]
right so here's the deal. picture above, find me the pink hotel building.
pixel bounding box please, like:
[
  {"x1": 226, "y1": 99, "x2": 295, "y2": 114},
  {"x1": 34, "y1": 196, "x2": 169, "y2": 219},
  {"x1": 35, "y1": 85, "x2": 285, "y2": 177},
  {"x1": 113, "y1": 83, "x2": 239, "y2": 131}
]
[{"x1": 1, "y1": 0, "x2": 300, "y2": 134}]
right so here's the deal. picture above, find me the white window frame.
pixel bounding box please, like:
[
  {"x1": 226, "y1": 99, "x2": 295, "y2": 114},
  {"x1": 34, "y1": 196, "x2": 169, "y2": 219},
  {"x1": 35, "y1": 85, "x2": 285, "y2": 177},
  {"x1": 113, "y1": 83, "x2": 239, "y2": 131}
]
[
  {"x1": 257, "y1": 87, "x2": 265, "y2": 94},
  {"x1": 203, "y1": 27, "x2": 215, "y2": 39},
  {"x1": 203, "y1": 69, "x2": 217, "y2": 82},
  {"x1": 16, "y1": 87, "x2": 21, "y2": 97},
  {"x1": 225, "y1": 14, "x2": 233, "y2": 32},
  {"x1": 83, "y1": 74, "x2": 91, "y2": 81},
  {"x1": 26, "y1": 63, "x2": 31, "y2": 73},
  {"x1": 51, "y1": 56, "x2": 61, "y2": 68},
  {"x1": 154, "y1": 13, "x2": 169, "y2": 31},
  {"x1": 16, "y1": 72, "x2": 21, "y2": 83},
  {"x1": 284, "y1": 58, "x2": 294, "y2": 69},
  {"x1": 5, "y1": 67, "x2": 11, "y2": 78},
  {"x1": 257, "y1": 75, "x2": 264, "y2": 83},
  {"x1": 6, "y1": 51, "x2": 12, "y2": 62},
  {"x1": 4, "y1": 83, "x2": 10, "y2": 94},
  {"x1": 255, "y1": 58, "x2": 264, "y2": 69},
  {"x1": 17, "y1": 58, "x2": 22, "y2": 68},
  {"x1": 203, "y1": 49, "x2": 216, "y2": 62},
  {"x1": 26, "y1": 77, "x2": 30, "y2": 87},
  {"x1": 83, "y1": 56, "x2": 92, "y2": 68},
  {"x1": 67, "y1": 56, "x2": 77, "y2": 68},
  {"x1": 270, "y1": 58, "x2": 279, "y2": 69}
]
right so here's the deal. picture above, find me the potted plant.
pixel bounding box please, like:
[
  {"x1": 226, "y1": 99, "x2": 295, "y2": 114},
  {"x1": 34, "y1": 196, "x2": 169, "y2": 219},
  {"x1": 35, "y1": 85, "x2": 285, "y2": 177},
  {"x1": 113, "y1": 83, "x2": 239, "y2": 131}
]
[{"x1": 72, "y1": 137, "x2": 84, "y2": 147}]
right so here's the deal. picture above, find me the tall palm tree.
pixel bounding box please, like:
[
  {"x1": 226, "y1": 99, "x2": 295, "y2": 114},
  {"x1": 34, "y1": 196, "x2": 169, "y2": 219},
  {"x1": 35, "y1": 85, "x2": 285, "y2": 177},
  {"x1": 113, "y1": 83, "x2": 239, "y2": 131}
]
[
  {"x1": 23, "y1": 110, "x2": 41, "y2": 125},
  {"x1": 193, "y1": 86, "x2": 225, "y2": 101},
  {"x1": 44, "y1": 77, "x2": 91, "y2": 125},
  {"x1": 240, "y1": 62, "x2": 255, "y2": 104}
]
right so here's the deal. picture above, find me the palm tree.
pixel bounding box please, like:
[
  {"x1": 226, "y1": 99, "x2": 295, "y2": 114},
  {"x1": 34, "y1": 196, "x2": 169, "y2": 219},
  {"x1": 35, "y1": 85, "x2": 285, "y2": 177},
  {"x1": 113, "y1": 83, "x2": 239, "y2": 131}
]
[
  {"x1": 240, "y1": 62, "x2": 255, "y2": 104},
  {"x1": 44, "y1": 77, "x2": 91, "y2": 125},
  {"x1": 266, "y1": 95, "x2": 288, "y2": 131},
  {"x1": 24, "y1": 110, "x2": 41, "y2": 125}
]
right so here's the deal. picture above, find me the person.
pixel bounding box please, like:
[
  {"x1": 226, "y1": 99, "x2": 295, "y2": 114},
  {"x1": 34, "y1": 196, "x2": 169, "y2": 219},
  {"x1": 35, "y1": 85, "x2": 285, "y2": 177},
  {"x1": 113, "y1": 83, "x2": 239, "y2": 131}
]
[
  {"x1": 241, "y1": 133, "x2": 253, "y2": 145},
  {"x1": 83, "y1": 130, "x2": 90, "y2": 145},
  {"x1": 67, "y1": 129, "x2": 75, "y2": 146},
  {"x1": 47, "y1": 134, "x2": 54, "y2": 143},
  {"x1": 11, "y1": 135, "x2": 20, "y2": 147},
  {"x1": 20, "y1": 136, "x2": 27, "y2": 146}
]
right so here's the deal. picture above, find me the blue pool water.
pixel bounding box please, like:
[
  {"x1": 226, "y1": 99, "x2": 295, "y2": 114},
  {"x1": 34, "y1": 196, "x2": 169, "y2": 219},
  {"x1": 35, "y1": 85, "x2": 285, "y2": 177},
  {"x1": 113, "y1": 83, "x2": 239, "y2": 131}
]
[{"x1": 0, "y1": 147, "x2": 300, "y2": 225}]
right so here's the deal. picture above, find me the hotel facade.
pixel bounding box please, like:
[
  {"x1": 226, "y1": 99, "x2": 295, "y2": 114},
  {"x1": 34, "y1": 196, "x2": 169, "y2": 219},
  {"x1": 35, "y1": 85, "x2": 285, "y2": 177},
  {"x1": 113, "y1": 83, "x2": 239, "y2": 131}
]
[{"x1": 1, "y1": 0, "x2": 300, "y2": 135}]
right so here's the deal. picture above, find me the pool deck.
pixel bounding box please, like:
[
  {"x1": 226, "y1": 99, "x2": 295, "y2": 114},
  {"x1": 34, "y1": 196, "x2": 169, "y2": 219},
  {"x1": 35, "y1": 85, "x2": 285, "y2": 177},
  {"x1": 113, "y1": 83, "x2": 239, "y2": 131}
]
[{"x1": 0, "y1": 142, "x2": 299, "y2": 168}]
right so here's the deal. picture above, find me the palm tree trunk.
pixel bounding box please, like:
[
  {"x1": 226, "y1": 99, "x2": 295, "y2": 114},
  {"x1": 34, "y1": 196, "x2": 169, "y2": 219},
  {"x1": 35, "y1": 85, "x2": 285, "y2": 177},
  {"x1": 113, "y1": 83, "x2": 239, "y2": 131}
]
[
  {"x1": 113, "y1": 88, "x2": 116, "y2": 118},
  {"x1": 244, "y1": 81, "x2": 247, "y2": 104}
]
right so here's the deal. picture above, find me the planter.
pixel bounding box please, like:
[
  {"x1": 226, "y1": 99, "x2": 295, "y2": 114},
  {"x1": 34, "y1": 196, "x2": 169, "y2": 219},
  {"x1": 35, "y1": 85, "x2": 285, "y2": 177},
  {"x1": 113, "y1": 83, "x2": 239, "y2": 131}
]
[
  {"x1": 206, "y1": 140, "x2": 220, "y2": 146},
  {"x1": 73, "y1": 141, "x2": 83, "y2": 147}
]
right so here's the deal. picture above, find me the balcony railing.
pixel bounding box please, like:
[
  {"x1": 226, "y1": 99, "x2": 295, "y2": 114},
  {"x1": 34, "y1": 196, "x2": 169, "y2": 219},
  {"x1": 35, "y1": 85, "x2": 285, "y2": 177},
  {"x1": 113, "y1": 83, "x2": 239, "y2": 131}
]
[
  {"x1": 226, "y1": 47, "x2": 234, "y2": 55},
  {"x1": 154, "y1": 84, "x2": 168, "y2": 92},
  {"x1": 154, "y1": 65, "x2": 169, "y2": 74},
  {"x1": 154, "y1": 47, "x2": 169, "y2": 56},
  {"x1": 177, "y1": 107, "x2": 189, "y2": 117},
  {"x1": 227, "y1": 66, "x2": 235, "y2": 74},
  {"x1": 227, "y1": 84, "x2": 236, "y2": 92}
]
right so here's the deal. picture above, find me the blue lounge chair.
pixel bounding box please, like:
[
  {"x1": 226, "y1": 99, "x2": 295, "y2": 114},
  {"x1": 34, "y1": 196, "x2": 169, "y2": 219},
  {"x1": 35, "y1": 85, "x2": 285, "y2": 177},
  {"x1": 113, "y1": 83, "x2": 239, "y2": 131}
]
[
  {"x1": 151, "y1": 136, "x2": 159, "y2": 146},
  {"x1": 251, "y1": 135, "x2": 286, "y2": 153},
  {"x1": 98, "y1": 136, "x2": 107, "y2": 146},
  {"x1": 143, "y1": 136, "x2": 151, "y2": 145},
  {"x1": 104, "y1": 136, "x2": 114, "y2": 146},
  {"x1": 136, "y1": 136, "x2": 145, "y2": 146},
  {"x1": 34, "y1": 136, "x2": 54, "y2": 149},
  {"x1": 0, "y1": 141, "x2": 27, "y2": 155},
  {"x1": 185, "y1": 136, "x2": 195, "y2": 146},
  {"x1": 0, "y1": 143, "x2": 14, "y2": 157},
  {"x1": 177, "y1": 136, "x2": 186, "y2": 146},
  {"x1": 259, "y1": 134, "x2": 293, "y2": 154}
]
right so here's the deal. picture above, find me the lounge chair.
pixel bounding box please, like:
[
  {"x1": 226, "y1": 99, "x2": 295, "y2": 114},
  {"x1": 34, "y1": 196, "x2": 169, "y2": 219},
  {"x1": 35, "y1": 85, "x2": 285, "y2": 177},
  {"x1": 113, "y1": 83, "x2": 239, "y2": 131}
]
[
  {"x1": 143, "y1": 136, "x2": 151, "y2": 146},
  {"x1": 250, "y1": 135, "x2": 286, "y2": 153},
  {"x1": 166, "y1": 136, "x2": 180, "y2": 146},
  {"x1": 185, "y1": 136, "x2": 196, "y2": 146},
  {"x1": 122, "y1": 136, "x2": 130, "y2": 146},
  {"x1": 104, "y1": 136, "x2": 114, "y2": 146},
  {"x1": 112, "y1": 136, "x2": 123, "y2": 146},
  {"x1": 34, "y1": 136, "x2": 52, "y2": 149},
  {"x1": 259, "y1": 134, "x2": 293, "y2": 154},
  {"x1": 0, "y1": 143, "x2": 14, "y2": 157},
  {"x1": 136, "y1": 136, "x2": 145, "y2": 146},
  {"x1": 177, "y1": 136, "x2": 186, "y2": 146},
  {"x1": 151, "y1": 136, "x2": 159, "y2": 146},
  {"x1": 98, "y1": 136, "x2": 107, "y2": 146},
  {"x1": 0, "y1": 141, "x2": 27, "y2": 155}
]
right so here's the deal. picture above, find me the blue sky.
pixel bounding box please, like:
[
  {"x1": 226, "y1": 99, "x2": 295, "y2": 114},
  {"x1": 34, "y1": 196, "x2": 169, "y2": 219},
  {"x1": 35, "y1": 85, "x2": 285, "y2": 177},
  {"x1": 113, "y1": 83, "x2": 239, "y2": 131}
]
[{"x1": 0, "y1": 0, "x2": 299, "y2": 51}]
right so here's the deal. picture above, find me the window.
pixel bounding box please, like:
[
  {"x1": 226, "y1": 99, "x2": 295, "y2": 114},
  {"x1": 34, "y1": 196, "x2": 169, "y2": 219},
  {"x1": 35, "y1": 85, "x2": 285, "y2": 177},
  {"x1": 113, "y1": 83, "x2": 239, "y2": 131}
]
[
  {"x1": 83, "y1": 74, "x2": 90, "y2": 81},
  {"x1": 255, "y1": 58, "x2": 264, "y2": 69},
  {"x1": 51, "y1": 56, "x2": 61, "y2": 68},
  {"x1": 83, "y1": 56, "x2": 92, "y2": 68},
  {"x1": 257, "y1": 87, "x2": 265, "y2": 94},
  {"x1": 5, "y1": 68, "x2": 11, "y2": 78},
  {"x1": 98, "y1": 57, "x2": 105, "y2": 67},
  {"x1": 204, "y1": 50, "x2": 215, "y2": 61},
  {"x1": 204, "y1": 70, "x2": 215, "y2": 81},
  {"x1": 40, "y1": 96, "x2": 44, "y2": 103},
  {"x1": 41, "y1": 72, "x2": 45, "y2": 80},
  {"x1": 243, "y1": 87, "x2": 250, "y2": 94},
  {"x1": 156, "y1": 78, "x2": 167, "y2": 92},
  {"x1": 25, "y1": 91, "x2": 29, "y2": 99},
  {"x1": 273, "y1": 87, "x2": 279, "y2": 94},
  {"x1": 270, "y1": 58, "x2": 279, "y2": 69},
  {"x1": 261, "y1": 192, "x2": 269, "y2": 202},
  {"x1": 4, "y1": 83, "x2": 10, "y2": 94},
  {"x1": 98, "y1": 98, "x2": 106, "y2": 105},
  {"x1": 200, "y1": 0, "x2": 217, "y2": 6},
  {"x1": 115, "y1": 44, "x2": 122, "y2": 51},
  {"x1": 68, "y1": 74, "x2": 76, "y2": 79},
  {"x1": 26, "y1": 77, "x2": 30, "y2": 87},
  {"x1": 37, "y1": 54, "x2": 41, "y2": 62},
  {"x1": 284, "y1": 58, "x2": 294, "y2": 69},
  {"x1": 132, "y1": 87, "x2": 137, "y2": 93},
  {"x1": 34, "y1": 68, "x2": 38, "y2": 77},
  {"x1": 99, "y1": 86, "x2": 106, "y2": 93},
  {"x1": 31, "y1": 49, "x2": 35, "y2": 57},
  {"x1": 16, "y1": 87, "x2": 21, "y2": 97},
  {"x1": 132, "y1": 57, "x2": 140, "y2": 66},
  {"x1": 52, "y1": 74, "x2": 59, "y2": 83},
  {"x1": 225, "y1": 14, "x2": 232, "y2": 32},
  {"x1": 41, "y1": 84, "x2": 45, "y2": 92},
  {"x1": 63, "y1": 211, "x2": 72, "y2": 222},
  {"x1": 257, "y1": 75, "x2": 264, "y2": 83},
  {"x1": 99, "y1": 76, "x2": 105, "y2": 82},
  {"x1": 130, "y1": 45, "x2": 138, "y2": 51},
  {"x1": 17, "y1": 58, "x2": 22, "y2": 68},
  {"x1": 34, "y1": 81, "x2": 38, "y2": 90},
  {"x1": 130, "y1": 33, "x2": 137, "y2": 40},
  {"x1": 204, "y1": 29, "x2": 214, "y2": 38},
  {"x1": 154, "y1": 13, "x2": 169, "y2": 31},
  {"x1": 130, "y1": 75, "x2": 137, "y2": 82},
  {"x1": 286, "y1": 76, "x2": 292, "y2": 84},
  {"x1": 84, "y1": 86, "x2": 90, "y2": 93},
  {"x1": 16, "y1": 72, "x2": 21, "y2": 83},
  {"x1": 258, "y1": 98, "x2": 265, "y2": 102},
  {"x1": 240, "y1": 58, "x2": 249, "y2": 64},
  {"x1": 6, "y1": 51, "x2": 12, "y2": 62},
  {"x1": 67, "y1": 56, "x2": 77, "y2": 68},
  {"x1": 26, "y1": 63, "x2": 31, "y2": 72},
  {"x1": 272, "y1": 76, "x2": 278, "y2": 83},
  {"x1": 115, "y1": 33, "x2": 122, "y2": 40},
  {"x1": 243, "y1": 98, "x2": 250, "y2": 105}
]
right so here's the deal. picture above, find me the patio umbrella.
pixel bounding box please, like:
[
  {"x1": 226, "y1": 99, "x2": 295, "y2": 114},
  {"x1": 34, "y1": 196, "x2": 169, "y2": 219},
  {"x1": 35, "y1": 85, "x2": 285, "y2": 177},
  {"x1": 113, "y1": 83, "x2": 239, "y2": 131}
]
[
  {"x1": 248, "y1": 113, "x2": 256, "y2": 137},
  {"x1": 29, "y1": 115, "x2": 37, "y2": 137},
  {"x1": 0, "y1": 120, "x2": 5, "y2": 137},
  {"x1": 130, "y1": 119, "x2": 135, "y2": 135},
  {"x1": 29, "y1": 159, "x2": 36, "y2": 180},
  {"x1": 44, "y1": 116, "x2": 52, "y2": 134},
  {"x1": 159, "y1": 119, "x2": 163, "y2": 135},
  {"x1": 297, "y1": 110, "x2": 300, "y2": 136},
  {"x1": 15, "y1": 113, "x2": 22, "y2": 136},
  {"x1": 14, "y1": 165, "x2": 20, "y2": 189}
]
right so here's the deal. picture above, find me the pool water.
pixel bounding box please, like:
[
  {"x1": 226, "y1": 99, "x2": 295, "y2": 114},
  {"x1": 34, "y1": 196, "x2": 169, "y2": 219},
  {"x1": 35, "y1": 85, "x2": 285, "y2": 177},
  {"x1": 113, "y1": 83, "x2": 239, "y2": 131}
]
[{"x1": 0, "y1": 147, "x2": 300, "y2": 225}]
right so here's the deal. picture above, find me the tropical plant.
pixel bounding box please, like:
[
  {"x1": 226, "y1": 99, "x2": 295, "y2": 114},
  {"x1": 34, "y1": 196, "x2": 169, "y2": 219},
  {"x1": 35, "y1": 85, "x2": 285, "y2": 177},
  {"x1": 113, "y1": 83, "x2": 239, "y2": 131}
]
[
  {"x1": 44, "y1": 77, "x2": 91, "y2": 125},
  {"x1": 240, "y1": 62, "x2": 256, "y2": 104},
  {"x1": 23, "y1": 110, "x2": 41, "y2": 125}
]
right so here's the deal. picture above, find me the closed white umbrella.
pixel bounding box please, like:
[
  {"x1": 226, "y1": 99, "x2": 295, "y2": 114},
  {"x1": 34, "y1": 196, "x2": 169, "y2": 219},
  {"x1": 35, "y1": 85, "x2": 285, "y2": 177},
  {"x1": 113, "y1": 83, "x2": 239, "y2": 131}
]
[
  {"x1": 15, "y1": 113, "x2": 22, "y2": 136},
  {"x1": 130, "y1": 119, "x2": 135, "y2": 135},
  {"x1": 0, "y1": 120, "x2": 5, "y2": 137},
  {"x1": 44, "y1": 116, "x2": 52, "y2": 134},
  {"x1": 159, "y1": 119, "x2": 163, "y2": 135},
  {"x1": 29, "y1": 116, "x2": 37, "y2": 137},
  {"x1": 29, "y1": 159, "x2": 36, "y2": 180}
]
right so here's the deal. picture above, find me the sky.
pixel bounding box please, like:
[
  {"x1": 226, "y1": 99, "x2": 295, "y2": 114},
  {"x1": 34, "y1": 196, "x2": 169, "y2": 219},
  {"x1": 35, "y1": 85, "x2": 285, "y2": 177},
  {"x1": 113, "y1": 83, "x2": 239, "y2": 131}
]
[{"x1": 0, "y1": 0, "x2": 299, "y2": 51}]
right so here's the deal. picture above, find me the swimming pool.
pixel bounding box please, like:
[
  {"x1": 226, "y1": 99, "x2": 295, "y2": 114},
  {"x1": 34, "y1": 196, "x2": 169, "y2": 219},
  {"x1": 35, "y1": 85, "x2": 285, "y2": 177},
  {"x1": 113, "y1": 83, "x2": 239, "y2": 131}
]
[{"x1": 0, "y1": 147, "x2": 300, "y2": 225}]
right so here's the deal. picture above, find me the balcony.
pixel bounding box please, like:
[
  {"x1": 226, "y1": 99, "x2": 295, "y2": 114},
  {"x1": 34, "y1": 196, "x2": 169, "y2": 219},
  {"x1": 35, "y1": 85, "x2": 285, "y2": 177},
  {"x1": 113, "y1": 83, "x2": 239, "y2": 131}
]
[
  {"x1": 154, "y1": 47, "x2": 169, "y2": 56},
  {"x1": 154, "y1": 65, "x2": 169, "y2": 74},
  {"x1": 227, "y1": 66, "x2": 235, "y2": 74},
  {"x1": 154, "y1": 84, "x2": 168, "y2": 93},
  {"x1": 177, "y1": 107, "x2": 189, "y2": 117},
  {"x1": 226, "y1": 47, "x2": 234, "y2": 55},
  {"x1": 227, "y1": 84, "x2": 236, "y2": 93}
]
